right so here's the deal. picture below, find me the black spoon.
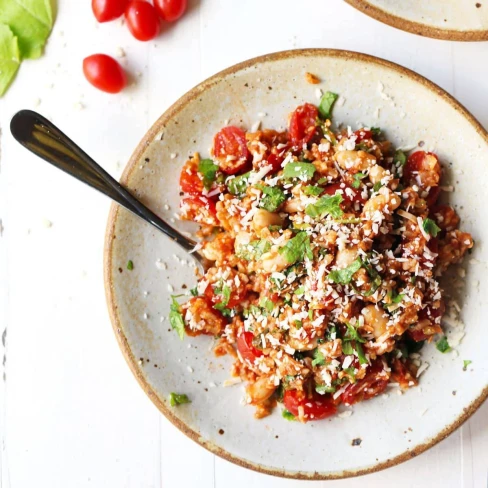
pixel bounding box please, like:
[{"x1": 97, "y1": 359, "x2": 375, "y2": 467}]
[{"x1": 10, "y1": 110, "x2": 205, "y2": 267}]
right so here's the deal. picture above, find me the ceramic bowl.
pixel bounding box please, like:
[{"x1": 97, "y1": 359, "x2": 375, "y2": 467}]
[
  {"x1": 104, "y1": 49, "x2": 488, "y2": 479},
  {"x1": 346, "y1": 0, "x2": 488, "y2": 41}
]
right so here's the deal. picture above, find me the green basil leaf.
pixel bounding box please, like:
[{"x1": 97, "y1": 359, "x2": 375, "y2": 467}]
[
  {"x1": 311, "y1": 348, "x2": 326, "y2": 367},
  {"x1": 283, "y1": 162, "x2": 316, "y2": 181},
  {"x1": 227, "y1": 171, "x2": 251, "y2": 196},
  {"x1": 303, "y1": 185, "x2": 323, "y2": 197},
  {"x1": 279, "y1": 231, "x2": 313, "y2": 264},
  {"x1": 436, "y1": 336, "x2": 451, "y2": 353},
  {"x1": 169, "y1": 392, "x2": 191, "y2": 407},
  {"x1": 393, "y1": 150, "x2": 407, "y2": 166},
  {"x1": 305, "y1": 193, "x2": 344, "y2": 219},
  {"x1": 352, "y1": 172, "x2": 366, "y2": 189},
  {"x1": 327, "y1": 257, "x2": 362, "y2": 284},
  {"x1": 169, "y1": 296, "x2": 185, "y2": 340},
  {"x1": 282, "y1": 409, "x2": 296, "y2": 421},
  {"x1": 422, "y1": 218, "x2": 441, "y2": 238},
  {"x1": 318, "y1": 91, "x2": 339, "y2": 119},
  {"x1": 355, "y1": 342, "x2": 368, "y2": 365},
  {"x1": 315, "y1": 384, "x2": 336, "y2": 394},
  {"x1": 198, "y1": 158, "x2": 219, "y2": 190},
  {"x1": 237, "y1": 239, "x2": 271, "y2": 261},
  {"x1": 256, "y1": 184, "x2": 286, "y2": 212}
]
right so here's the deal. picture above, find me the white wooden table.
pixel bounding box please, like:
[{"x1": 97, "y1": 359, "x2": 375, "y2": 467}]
[{"x1": 1, "y1": 0, "x2": 487, "y2": 486}]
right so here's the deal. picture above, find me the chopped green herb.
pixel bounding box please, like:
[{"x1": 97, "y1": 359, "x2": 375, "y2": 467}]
[
  {"x1": 463, "y1": 360, "x2": 472, "y2": 371},
  {"x1": 355, "y1": 143, "x2": 370, "y2": 152},
  {"x1": 326, "y1": 324, "x2": 337, "y2": 341},
  {"x1": 342, "y1": 340, "x2": 354, "y2": 355},
  {"x1": 327, "y1": 257, "x2": 362, "y2": 284},
  {"x1": 279, "y1": 231, "x2": 313, "y2": 264},
  {"x1": 315, "y1": 384, "x2": 336, "y2": 394},
  {"x1": 214, "y1": 303, "x2": 232, "y2": 317},
  {"x1": 352, "y1": 172, "x2": 366, "y2": 189},
  {"x1": 237, "y1": 239, "x2": 271, "y2": 261},
  {"x1": 169, "y1": 392, "x2": 191, "y2": 407},
  {"x1": 308, "y1": 309, "x2": 314, "y2": 320},
  {"x1": 282, "y1": 409, "x2": 296, "y2": 421},
  {"x1": 169, "y1": 296, "x2": 185, "y2": 340},
  {"x1": 344, "y1": 322, "x2": 366, "y2": 343},
  {"x1": 283, "y1": 162, "x2": 316, "y2": 181},
  {"x1": 259, "y1": 296, "x2": 275, "y2": 313},
  {"x1": 127, "y1": 260, "x2": 134, "y2": 270},
  {"x1": 227, "y1": 171, "x2": 251, "y2": 196},
  {"x1": 371, "y1": 127, "x2": 381, "y2": 136},
  {"x1": 318, "y1": 91, "x2": 339, "y2": 120},
  {"x1": 355, "y1": 342, "x2": 368, "y2": 365},
  {"x1": 293, "y1": 320, "x2": 303, "y2": 329},
  {"x1": 190, "y1": 286, "x2": 198, "y2": 297},
  {"x1": 305, "y1": 193, "x2": 344, "y2": 219},
  {"x1": 198, "y1": 158, "x2": 219, "y2": 190},
  {"x1": 393, "y1": 150, "x2": 407, "y2": 166},
  {"x1": 268, "y1": 224, "x2": 282, "y2": 231},
  {"x1": 422, "y1": 218, "x2": 441, "y2": 238},
  {"x1": 373, "y1": 182, "x2": 383, "y2": 192},
  {"x1": 256, "y1": 184, "x2": 286, "y2": 212},
  {"x1": 436, "y1": 336, "x2": 451, "y2": 353},
  {"x1": 312, "y1": 348, "x2": 326, "y2": 367},
  {"x1": 317, "y1": 177, "x2": 328, "y2": 184},
  {"x1": 303, "y1": 185, "x2": 323, "y2": 197},
  {"x1": 294, "y1": 286, "x2": 305, "y2": 295},
  {"x1": 343, "y1": 367, "x2": 356, "y2": 381}
]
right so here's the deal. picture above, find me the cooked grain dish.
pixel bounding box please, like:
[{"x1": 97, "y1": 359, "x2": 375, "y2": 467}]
[{"x1": 172, "y1": 94, "x2": 473, "y2": 422}]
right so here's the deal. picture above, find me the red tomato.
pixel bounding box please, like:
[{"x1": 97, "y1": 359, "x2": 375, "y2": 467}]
[
  {"x1": 180, "y1": 196, "x2": 218, "y2": 226},
  {"x1": 266, "y1": 152, "x2": 285, "y2": 173},
  {"x1": 288, "y1": 103, "x2": 319, "y2": 147},
  {"x1": 237, "y1": 331, "x2": 263, "y2": 363},
  {"x1": 322, "y1": 182, "x2": 365, "y2": 205},
  {"x1": 154, "y1": 0, "x2": 187, "y2": 21},
  {"x1": 354, "y1": 128, "x2": 372, "y2": 142},
  {"x1": 213, "y1": 126, "x2": 251, "y2": 174},
  {"x1": 125, "y1": 1, "x2": 160, "y2": 41},
  {"x1": 82, "y1": 54, "x2": 126, "y2": 94},
  {"x1": 92, "y1": 0, "x2": 128, "y2": 22},
  {"x1": 342, "y1": 360, "x2": 389, "y2": 406},
  {"x1": 283, "y1": 389, "x2": 337, "y2": 421},
  {"x1": 179, "y1": 160, "x2": 204, "y2": 195},
  {"x1": 403, "y1": 151, "x2": 441, "y2": 187},
  {"x1": 425, "y1": 186, "x2": 441, "y2": 208}
]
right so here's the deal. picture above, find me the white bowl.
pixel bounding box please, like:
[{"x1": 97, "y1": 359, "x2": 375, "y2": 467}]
[{"x1": 104, "y1": 49, "x2": 488, "y2": 479}]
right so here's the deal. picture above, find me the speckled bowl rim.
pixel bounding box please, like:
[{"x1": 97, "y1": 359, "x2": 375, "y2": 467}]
[
  {"x1": 345, "y1": 0, "x2": 488, "y2": 41},
  {"x1": 104, "y1": 48, "x2": 488, "y2": 480}
]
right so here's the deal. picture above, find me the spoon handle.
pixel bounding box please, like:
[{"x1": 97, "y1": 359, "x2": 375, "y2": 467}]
[{"x1": 10, "y1": 110, "x2": 198, "y2": 253}]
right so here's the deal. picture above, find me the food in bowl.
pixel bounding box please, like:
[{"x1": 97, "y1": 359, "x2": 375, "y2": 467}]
[{"x1": 171, "y1": 94, "x2": 473, "y2": 422}]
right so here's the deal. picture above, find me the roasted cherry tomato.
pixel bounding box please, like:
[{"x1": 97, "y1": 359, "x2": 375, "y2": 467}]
[
  {"x1": 92, "y1": 0, "x2": 128, "y2": 22},
  {"x1": 342, "y1": 360, "x2": 389, "y2": 406},
  {"x1": 283, "y1": 389, "x2": 337, "y2": 421},
  {"x1": 425, "y1": 186, "x2": 441, "y2": 208},
  {"x1": 403, "y1": 151, "x2": 441, "y2": 189},
  {"x1": 180, "y1": 159, "x2": 204, "y2": 195},
  {"x1": 82, "y1": 54, "x2": 126, "y2": 94},
  {"x1": 354, "y1": 128, "x2": 372, "y2": 142},
  {"x1": 237, "y1": 331, "x2": 263, "y2": 363},
  {"x1": 180, "y1": 196, "x2": 218, "y2": 226},
  {"x1": 213, "y1": 126, "x2": 251, "y2": 175},
  {"x1": 288, "y1": 103, "x2": 319, "y2": 147},
  {"x1": 322, "y1": 182, "x2": 366, "y2": 206},
  {"x1": 125, "y1": 1, "x2": 160, "y2": 41},
  {"x1": 154, "y1": 0, "x2": 187, "y2": 21}
]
